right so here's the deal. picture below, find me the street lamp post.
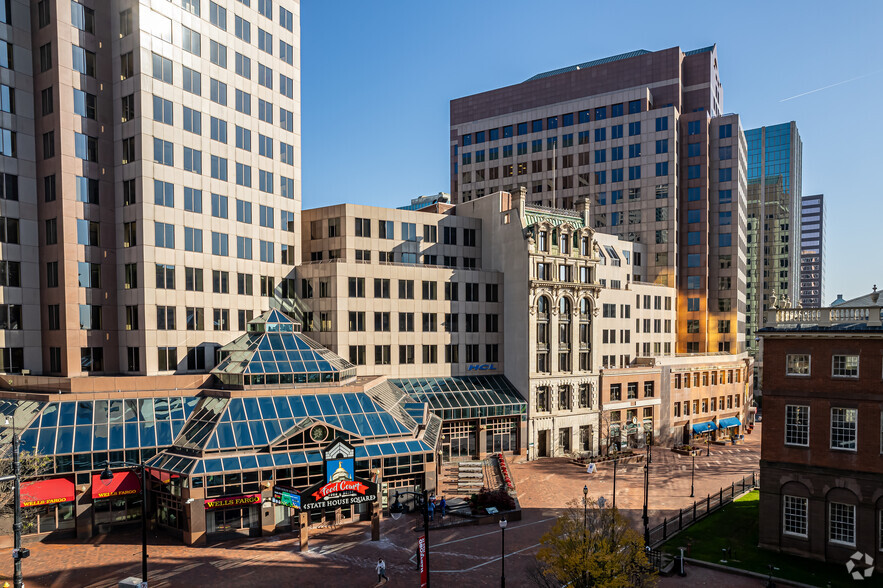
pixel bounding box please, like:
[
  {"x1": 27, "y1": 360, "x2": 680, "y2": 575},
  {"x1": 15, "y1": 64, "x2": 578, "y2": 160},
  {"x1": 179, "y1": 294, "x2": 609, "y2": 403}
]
[
  {"x1": 499, "y1": 517, "x2": 507, "y2": 587},
  {"x1": 390, "y1": 489, "x2": 432, "y2": 588},
  {"x1": 642, "y1": 443, "x2": 650, "y2": 547},
  {"x1": 706, "y1": 434, "x2": 710, "y2": 457},
  {"x1": 582, "y1": 485, "x2": 588, "y2": 587},
  {"x1": 99, "y1": 461, "x2": 149, "y2": 585},
  {"x1": 690, "y1": 451, "x2": 695, "y2": 498},
  {"x1": 1, "y1": 417, "x2": 29, "y2": 588},
  {"x1": 612, "y1": 454, "x2": 617, "y2": 509}
]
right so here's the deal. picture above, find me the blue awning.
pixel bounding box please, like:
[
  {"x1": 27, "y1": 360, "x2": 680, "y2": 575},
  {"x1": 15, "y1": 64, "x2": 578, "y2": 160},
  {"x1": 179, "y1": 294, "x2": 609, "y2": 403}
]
[
  {"x1": 692, "y1": 421, "x2": 717, "y2": 434},
  {"x1": 718, "y1": 417, "x2": 741, "y2": 429}
]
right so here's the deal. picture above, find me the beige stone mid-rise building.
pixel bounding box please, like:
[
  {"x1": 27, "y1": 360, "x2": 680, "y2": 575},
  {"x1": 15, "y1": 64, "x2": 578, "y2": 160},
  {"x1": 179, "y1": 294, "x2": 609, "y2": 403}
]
[{"x1": 0, "y1": 0, "x2": 302, "y2": 376}]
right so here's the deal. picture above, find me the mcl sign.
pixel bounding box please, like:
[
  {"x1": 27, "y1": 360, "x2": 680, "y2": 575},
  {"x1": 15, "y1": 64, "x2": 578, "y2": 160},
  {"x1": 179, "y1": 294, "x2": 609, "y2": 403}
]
[{"x1": 467, "y1": 364, "x2": 496, "y2": 371}]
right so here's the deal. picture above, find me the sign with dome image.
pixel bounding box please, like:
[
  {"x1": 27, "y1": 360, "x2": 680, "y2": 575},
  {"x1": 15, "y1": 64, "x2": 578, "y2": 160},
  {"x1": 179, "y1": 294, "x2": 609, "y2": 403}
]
[{"x1": 299, "y1": 437, "x2": 378, "y2": 511}]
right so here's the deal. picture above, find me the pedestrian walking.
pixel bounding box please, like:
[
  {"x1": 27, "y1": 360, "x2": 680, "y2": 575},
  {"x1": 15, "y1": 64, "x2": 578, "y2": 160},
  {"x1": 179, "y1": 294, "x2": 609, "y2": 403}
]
[
  {"x1": 439, "y1": 496, "x2": 446, "y2": 519},
  {"x1": 428, "y1": 498, "x2": 435, "y2": 522},
  {"x1": 376, "y1": 558, "x2": 388, "y2": 583}
]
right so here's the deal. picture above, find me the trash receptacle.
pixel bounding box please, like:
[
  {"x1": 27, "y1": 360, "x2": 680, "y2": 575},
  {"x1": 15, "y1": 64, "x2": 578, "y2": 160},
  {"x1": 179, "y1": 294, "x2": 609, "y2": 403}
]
[{"x1": 118, "y1": 577, "x2": 143, "y2": 588}]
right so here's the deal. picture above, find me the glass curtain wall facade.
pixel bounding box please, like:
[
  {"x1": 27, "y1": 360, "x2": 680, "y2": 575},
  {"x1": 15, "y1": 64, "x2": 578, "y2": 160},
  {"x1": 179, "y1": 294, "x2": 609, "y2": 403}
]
[{"x1": 745, "y1": 122, "x2": 802, "y2": 353}]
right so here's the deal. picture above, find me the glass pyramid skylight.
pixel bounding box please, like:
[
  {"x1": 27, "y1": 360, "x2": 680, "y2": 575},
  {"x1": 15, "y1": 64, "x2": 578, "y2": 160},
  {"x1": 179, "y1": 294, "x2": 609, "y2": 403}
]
[{"x1": 212, "y1": 310, "x2": 357, "y2": 387}]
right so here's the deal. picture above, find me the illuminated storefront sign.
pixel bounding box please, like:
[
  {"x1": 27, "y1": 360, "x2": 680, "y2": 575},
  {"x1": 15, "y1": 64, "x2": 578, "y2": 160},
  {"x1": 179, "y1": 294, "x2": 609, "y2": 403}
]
[{"x1": 300, "y1": 438, "x2": 378, "y2": 511}]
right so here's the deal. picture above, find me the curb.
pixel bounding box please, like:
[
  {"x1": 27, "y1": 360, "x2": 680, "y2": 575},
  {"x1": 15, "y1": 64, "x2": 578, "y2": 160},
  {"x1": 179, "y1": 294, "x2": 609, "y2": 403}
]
[{"x1": 684, "y1": 557, "x2": 823, "y2": 588}]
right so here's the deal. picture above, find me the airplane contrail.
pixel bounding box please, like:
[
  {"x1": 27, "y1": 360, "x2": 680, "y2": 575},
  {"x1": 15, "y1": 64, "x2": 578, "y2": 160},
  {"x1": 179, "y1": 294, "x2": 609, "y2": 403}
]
[{"x1": 779, "y1": 70, "x2": 882, "y2": 102}]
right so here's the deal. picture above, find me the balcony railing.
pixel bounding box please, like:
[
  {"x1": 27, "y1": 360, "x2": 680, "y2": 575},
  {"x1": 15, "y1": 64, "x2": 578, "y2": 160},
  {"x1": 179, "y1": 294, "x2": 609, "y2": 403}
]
[{"x1": 766, "y1": 305, "x2": 883, "y2": 328}]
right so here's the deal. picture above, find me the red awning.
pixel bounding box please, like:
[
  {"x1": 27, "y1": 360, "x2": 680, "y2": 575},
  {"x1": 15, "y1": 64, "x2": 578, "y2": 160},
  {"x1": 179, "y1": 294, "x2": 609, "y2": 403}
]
[
  {"x1": 21, "y1": 477, "x2": 75, "y2": 508},
  {"x1": 92, "y1": 471, "x2": 141, "y2": 499}
]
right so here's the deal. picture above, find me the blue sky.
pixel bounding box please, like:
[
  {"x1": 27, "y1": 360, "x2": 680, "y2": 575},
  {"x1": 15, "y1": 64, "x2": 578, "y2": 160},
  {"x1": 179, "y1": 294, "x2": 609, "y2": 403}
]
[{"x1": 301, "y1": 0, "x2": 883, "y2": 303}]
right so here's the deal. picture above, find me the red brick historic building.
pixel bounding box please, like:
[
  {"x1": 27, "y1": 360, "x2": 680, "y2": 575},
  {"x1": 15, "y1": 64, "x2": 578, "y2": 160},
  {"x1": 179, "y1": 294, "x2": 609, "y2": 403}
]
[{"x1": 758, "y1": 295, "x2": 883, "y2": 573}]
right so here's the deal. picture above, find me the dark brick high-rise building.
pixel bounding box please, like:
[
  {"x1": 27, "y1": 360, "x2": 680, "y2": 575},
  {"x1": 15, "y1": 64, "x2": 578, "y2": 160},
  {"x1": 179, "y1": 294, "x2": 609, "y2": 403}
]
[{"x1": 450, "y1": 46, "x2": 747, "y2": 355}]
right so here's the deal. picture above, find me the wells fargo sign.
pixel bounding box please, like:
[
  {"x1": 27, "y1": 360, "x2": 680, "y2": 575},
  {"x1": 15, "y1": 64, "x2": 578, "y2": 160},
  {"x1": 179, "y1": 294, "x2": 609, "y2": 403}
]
[
  {"x1": 204, "y1": 494, "x2": 261, "y2": 510},
  {"x1": 300, "y1": 438, "x2": 378, "y2": 511}
]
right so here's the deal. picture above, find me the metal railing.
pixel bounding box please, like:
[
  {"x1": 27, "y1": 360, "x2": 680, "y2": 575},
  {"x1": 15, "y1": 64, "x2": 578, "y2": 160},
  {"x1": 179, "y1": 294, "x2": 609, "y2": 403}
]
[{"x1": 647, "y1": 471, "x2": 757, "y2": 548}]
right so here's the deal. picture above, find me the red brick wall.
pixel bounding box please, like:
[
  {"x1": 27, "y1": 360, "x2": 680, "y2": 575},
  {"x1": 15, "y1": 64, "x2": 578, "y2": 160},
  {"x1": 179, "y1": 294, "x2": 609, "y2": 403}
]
[{"x1": 760, "y1": 335, "x2": 883, "y2": 473}]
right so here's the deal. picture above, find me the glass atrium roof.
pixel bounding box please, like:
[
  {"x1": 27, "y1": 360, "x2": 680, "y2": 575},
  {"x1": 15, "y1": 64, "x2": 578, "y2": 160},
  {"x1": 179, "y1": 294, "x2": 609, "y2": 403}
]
[
  {"x1": 390, "y1": 376, "x2": 527, "y2": 420},
  {"x1": 212, "y1": 310, "x2": 357, "y2": 386},
  {"x1": 11, "y1": 397, "x2": 199, "y2": 456}
]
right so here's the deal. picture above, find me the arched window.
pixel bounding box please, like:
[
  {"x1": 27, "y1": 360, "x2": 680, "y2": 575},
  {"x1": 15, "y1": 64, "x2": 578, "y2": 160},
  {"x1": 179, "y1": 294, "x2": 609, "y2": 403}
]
[
  {"x1": 580, "y1": 298, "x2": 591, "y2": 319},
  {"x1": 579, "y1": 298, "x2": 592, "y2": 371},
  {"x1": 559, "y1": 297, "x2": 571, "y2": 317},
  {"x1": 536, "y1": 296, "x2": 550, "y2": 373},
  {"x1": 537, "y1": 296, "x2": 549, "y2": 318}
]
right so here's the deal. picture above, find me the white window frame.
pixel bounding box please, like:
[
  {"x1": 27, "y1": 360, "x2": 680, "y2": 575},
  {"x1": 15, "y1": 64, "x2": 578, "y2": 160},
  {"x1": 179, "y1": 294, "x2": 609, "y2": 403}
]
[
  {"x1": 831, "y1": 354, "x2": 859, "y2": 378},
  {"x1": 828, "y1": 502, "x2": 856, "y2": 546},
  {"x1": 783, "y1": 495, "x2": 808, "y2": 538},
  {"x1": 784, "y1": 405, "x2": 810, "y2": 447},
  {"x1": 785, "y1": 354, "x2": 811, "y2": 376},
  {"x1": 830, "y1": 407, "x2": 858, "y2": 452}
]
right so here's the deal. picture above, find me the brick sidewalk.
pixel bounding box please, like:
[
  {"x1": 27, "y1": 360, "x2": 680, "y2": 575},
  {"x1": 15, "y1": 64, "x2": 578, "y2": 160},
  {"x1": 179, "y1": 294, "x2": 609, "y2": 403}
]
[{"x1": 1, "y1": 425, "x2": 762, "y2": 587}]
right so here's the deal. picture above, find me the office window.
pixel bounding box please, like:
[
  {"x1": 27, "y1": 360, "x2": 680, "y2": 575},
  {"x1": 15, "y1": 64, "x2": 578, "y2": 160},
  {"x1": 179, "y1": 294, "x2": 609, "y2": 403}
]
[
  {"x1": 235, "y1": 52, "x2": 251, "y2": 79},
  {"x1": 235, "y1": 89, "x2": 251, "y2": 114},
  {"x1": 279, "y1": 74, "x2": 294, "y2": 98},
  {"x1": 121, "y1": 94, "x2": 135, "y2": 122},
  {"x1": 786, "y1": 354, "x2": 810, "y2": 376},
  {"x1": 75, "y1": 133, "x2": 97, "y2": 161},
  {"x1": 828, "y1": 503, "x2": 855, "y2": 546},
  {"x1": 832, "y1": 355, "x2": 859, "y2": 378},
  {"x1": 153, "y1": 138, "x2": 173, "y2": 166},
  {"x1": 235, "y1": 15, "x2": 251, "y2": 42},
  {"x1": 75, "y1": 177, "x2": 98, "y2": 204},
  {"x1": 210, "y1": 79, "x2": 227, "y2": 105},
  {"x1": 370, "y1": 345, "x2": 390, "y2": 365},
  {"x1": 258, "y1": 28, "x2": 273, "y2": 54},
  {"x1": 152, "y1": 53, "x2": 172, "y2": 83},
  {"x1": 785, "y1": 405, "x2": 809, "y2": 446},
  {"x1": 278, "y1": 40, "x2": 294, "y2": 66},
  {"x1": 830, "y1": 408, "x2": 857, "y2": 451},
  {"x1": 213, "y1": 309, "x2": 229, "y2": 331},
  {"x1": 183, "y1": 107, "x2": 201, "y2": 135},
  {"x1": 72, "y1": 46, "x2": 96, "y2": 76},
  {"x1": 210, "y1": 40, "x2": 227, "y2": 68},
  {"x1": 687, "y1": 120, "x2": 701, "y2": 135},
  {"x1": 211, "y1": 232, "x2": 228, "y2": 256},
  {"x1": 259, "y1": 99, "x2": 273, "y2": 123},
  {"x1": 184, "y1": 227, "x2": 203, "y2": 252},
  {"x1": 185, "y1": 267, "x2": 203, "y2": 291},
  {"x1": 154, "y1": 180, "x2": 174, "y2": 207},
  {"x1": 783, "y1": 496, "x2": 808, "y2": 537},
  {"x1": 182, "y1": 66, "x2": 201, "y2": 95},
  {"x1": 156, "y1": 306, "x2": 176, "y2": 330},
  {"x1": 210, "y1": 117, "x2": 228, "y2": 144},
  {"x1": 80, "y1": 347, "x2": 104, "y2": 372},
  {"x1": 182, "y1": 26, "x2": 201, "y2": 56},
  {"x1": 210, "y1": 1, "x2": 226, "y2": 29},
  {"x1": 719, "y1": 124, "x2": 732, "y2": 139}
]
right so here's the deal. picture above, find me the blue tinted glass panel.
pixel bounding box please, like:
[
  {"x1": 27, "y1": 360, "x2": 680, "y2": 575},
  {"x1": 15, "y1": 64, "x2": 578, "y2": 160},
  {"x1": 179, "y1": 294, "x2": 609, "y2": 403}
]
[
  {"x1": 301, "y1": 396, "x2": 320, "y2": 416},
  {"x1": 38, "y1": 429, "x2": 55, "y2": 455},
  {"x1": 171, "y1": 420, "x2": 185, "y2": 438},
  {"x1": 232, "y1": 421, "x2": 252, "y2": 446},
  {"x1": 76, "y1": 402, "x2": 93, "y2": 425},
  {"x1": 331, "y1": 395, "x2": 349, "y2": 414},
  {"x1": 338, "y1": 414, "x2": 357, "y2": 435},
  {"x1": 257, "y1": 454, "x2": 274, "y2": 468},
  {"x1": 21, "y1": 428, "x2": 37, "y2": 453},
  {"x1": 353, "y1": 413, "x2": 372, "y2": 437},
  {"x1": 215, "y1": 422, "x2": 236, "y2": 449},
  {"x1": 243, "y1": 397, "x2": 261, "y2": 420},
  {"x1": 366, "y1": 413, "x2": 386, "y2": 436},
  {"x1": 204, "y1": 459, "x2": 223, "y2": 473},
  {"x1": 288, "y1": 397, "x2": 306, "y2": 419},
  {"x1": 240, "y1": 455, "x2": 258, "y2": 470},
  {"x1": 248, "y1": 420, "x2": 268, "y2": 445},
  {"x1": 74, "y1": 425, "x2": 92, "y2": 452},
  {"x1": 59, "y1": 403, "x2": 76, "y2": 426},
  {"x1": 109, "y1": 425, "x2": 124, "y2": 449},
  {"x1": 228, "y1": 399, "x2": 247, "y2": 421},
  {"x1": 264, "y1": 419, "x2": 282, "y2": 442},
  {"x1": 273, "y1": 397, "x2": 293, "y2": 419},
  {"x1": 56, "y1": 427, "x2": 74, "y2": 453},
  {"x1": 317, "y1": 396, "x2": 335, "y2": 416},
  {"x1": 125, "y1": 423, "x2": 140, "y2": 448},
  {"x1": 273, "y1": 453, "x2": 290, "y2": 466},
  {"x1": 140, "y1": 423, "x2": 156, "y2": 446},
  {"x1": 157, "y1": 421, "x2": 173, "y2": 446},
  {"x1": 222, "y1": 457, "x2": 240, "y2": 471}
]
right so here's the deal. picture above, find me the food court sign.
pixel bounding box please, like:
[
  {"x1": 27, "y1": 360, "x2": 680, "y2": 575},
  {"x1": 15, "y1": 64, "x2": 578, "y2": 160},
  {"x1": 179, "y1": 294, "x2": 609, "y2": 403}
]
[{"x1": 300, "y1": 438, "x2": 378, "y2": 511}]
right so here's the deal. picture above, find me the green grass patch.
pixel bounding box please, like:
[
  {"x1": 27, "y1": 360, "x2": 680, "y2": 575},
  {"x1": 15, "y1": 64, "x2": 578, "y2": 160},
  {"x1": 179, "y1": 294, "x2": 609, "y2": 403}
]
[{"x1": 661, "y1": 490, "x2": 851, "y2": 587}]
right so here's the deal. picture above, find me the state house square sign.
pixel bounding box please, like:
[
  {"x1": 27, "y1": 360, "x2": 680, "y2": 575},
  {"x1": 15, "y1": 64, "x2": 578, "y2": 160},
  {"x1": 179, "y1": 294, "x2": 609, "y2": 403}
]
[{"x1": 300, "y1": 438, "x2": 378, "y2": 511}]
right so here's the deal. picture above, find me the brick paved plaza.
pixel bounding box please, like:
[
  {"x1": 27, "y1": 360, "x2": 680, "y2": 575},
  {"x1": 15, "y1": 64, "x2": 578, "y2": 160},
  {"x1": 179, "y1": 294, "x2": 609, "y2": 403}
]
[{"x1": 1, "y1": 426, "x2": 770, "y2": 587}]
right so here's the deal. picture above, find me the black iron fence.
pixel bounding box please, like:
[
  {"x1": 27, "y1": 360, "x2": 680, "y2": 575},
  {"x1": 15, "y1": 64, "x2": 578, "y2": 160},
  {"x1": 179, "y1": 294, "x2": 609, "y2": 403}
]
[{"x1": 647, "y1": 471, "x2": 757, "y2": 549}]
